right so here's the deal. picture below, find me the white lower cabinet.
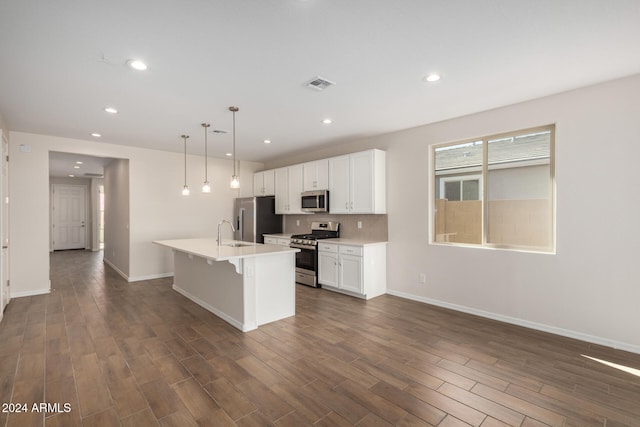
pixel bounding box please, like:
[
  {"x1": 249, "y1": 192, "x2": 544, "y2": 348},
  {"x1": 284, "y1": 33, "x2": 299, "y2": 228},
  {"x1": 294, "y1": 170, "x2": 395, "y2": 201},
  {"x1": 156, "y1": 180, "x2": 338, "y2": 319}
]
[
  {"x1": 318, "y1": 242, "x2": 386, "y2": 299},
  {"x1": 317, "y1": 249, "x2": 339, "y2": 288},
  {"x1": 338, "y1": 253, "x2": 363, "y2": 294}
]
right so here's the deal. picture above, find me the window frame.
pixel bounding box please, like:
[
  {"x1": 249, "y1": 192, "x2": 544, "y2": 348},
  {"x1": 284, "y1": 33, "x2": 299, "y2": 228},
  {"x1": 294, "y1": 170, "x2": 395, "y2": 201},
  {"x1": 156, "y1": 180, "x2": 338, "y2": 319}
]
[{"x1": 431, "y1": 125, "x2": 556, "y2": 253}]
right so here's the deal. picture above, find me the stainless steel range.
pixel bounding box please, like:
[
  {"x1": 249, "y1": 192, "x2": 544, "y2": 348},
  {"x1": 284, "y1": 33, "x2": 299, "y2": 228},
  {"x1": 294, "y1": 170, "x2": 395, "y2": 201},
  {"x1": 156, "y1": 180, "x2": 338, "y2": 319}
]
[{"x1": 289, "y1": 221, "x2": 339, "y2": 287}]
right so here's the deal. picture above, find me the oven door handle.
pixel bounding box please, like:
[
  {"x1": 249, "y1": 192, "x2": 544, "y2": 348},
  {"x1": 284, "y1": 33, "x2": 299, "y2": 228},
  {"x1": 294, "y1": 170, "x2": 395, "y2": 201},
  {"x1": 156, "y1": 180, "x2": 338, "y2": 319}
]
[{"x1": 290, "y1": 243, "x2": 315, "y2": 250}]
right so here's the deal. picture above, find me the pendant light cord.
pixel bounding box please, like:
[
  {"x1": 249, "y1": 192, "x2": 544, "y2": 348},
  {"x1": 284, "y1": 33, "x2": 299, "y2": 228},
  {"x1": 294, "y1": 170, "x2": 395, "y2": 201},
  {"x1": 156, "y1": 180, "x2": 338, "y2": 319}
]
[
  {"x1": 229, "y1": 106, "x2": 239, "y2": 177},
  {"x1": 181, "y1": 134, "x2": 189, "y2": 186},
  {"x1": 202, "y1": 123, "x2": 210, "y2": 182}
]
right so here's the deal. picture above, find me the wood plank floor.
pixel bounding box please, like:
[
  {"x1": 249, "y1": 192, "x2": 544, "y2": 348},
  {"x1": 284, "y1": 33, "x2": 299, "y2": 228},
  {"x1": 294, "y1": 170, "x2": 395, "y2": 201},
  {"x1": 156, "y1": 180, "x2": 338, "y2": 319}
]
[{"x1": 1, "y1": 250, "x2": 639, "y2": 426}]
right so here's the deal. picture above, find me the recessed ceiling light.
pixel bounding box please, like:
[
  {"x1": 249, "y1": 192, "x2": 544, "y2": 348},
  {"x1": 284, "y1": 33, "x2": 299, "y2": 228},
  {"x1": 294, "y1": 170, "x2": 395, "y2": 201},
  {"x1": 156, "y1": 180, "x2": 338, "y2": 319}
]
[
  {"x1": 68, "y1": 174, "x2": 75, "y2": 178},
  {"x1": 424, "y1": 73, "x2": 441, "y2": 83},
  {"x1": 127, "y1": 59, "x2": 148, "y2": 71},
  {"x1": 91, "y1": 133, "x2": 101, "y2": 137},
  {"x1": 322, "y1": 118, "x2": 333, "y2": 124},
  {"x1": 263, "y1": 139, "x2": 272, "y2": 144},
  {"x1": 74, "y1": 165, "x2": 80, "y2": 169},
  {"x1": 225, "y1": 153, "x2": 232, "y2": 157},
  {"x1": 76, "y1": 161, "x2": 83, "y2": 164},
  {"x1": 104, "y1": 107, "x2": 118, "y2": 114}
]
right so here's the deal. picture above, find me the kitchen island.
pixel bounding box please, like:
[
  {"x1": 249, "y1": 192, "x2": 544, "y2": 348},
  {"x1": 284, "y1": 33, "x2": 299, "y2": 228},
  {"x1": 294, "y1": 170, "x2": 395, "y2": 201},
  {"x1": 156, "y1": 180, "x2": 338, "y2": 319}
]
[{"x1": 153, "y1": 238, "x2": 299, "y2": 332}]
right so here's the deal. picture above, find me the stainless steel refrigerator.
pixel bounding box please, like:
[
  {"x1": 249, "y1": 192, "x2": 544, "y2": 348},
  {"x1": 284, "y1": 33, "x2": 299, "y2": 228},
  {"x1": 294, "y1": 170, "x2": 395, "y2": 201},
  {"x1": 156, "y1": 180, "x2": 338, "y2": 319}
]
[{"x1": 233, "y1": 196, "x2": 283, "y2": 243}]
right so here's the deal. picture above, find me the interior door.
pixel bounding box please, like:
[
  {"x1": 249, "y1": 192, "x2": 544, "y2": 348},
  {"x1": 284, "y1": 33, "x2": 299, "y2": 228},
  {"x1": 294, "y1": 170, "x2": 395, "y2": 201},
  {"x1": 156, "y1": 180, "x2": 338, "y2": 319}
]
[{"x1": 52, "y1": 184, "x2": 87, "y2": 250}]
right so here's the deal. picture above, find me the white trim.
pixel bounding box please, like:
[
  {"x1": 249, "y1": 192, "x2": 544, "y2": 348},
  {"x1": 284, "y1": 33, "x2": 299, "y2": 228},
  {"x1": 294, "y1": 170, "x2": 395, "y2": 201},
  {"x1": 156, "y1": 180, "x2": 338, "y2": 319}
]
[
  {"x1": 103, "y1": 258, "x2": 129, "y2": 281},
  {"x1": 103, "y1": 258, "x2": 174, "y2": 283},
  {"x1": 128, "y1": 272, "x2": 174, "y2": 282},
  {"x1": 172, "y1": 283, "x2": 254, "y2": 331},
  {"x1": 11, "y1": 287, "x2": 51, "y2": 298},
  {"x1": 386, "y1": 289, "x2": 640, "y2": 356}
]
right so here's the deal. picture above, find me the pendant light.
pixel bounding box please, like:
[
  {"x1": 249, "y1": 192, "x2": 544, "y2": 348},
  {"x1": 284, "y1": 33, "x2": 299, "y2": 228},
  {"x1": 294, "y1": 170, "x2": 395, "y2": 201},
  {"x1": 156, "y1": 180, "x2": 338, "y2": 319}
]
[
  {"x1": 181, "y1": 134, "x2": 190, "y2": 196},
  {"x1": 201, "y1": 123, "x2": 211, "y2": 193},
  {"x1": 229, "y1": 106, "x2": 240, "y2": 189}
]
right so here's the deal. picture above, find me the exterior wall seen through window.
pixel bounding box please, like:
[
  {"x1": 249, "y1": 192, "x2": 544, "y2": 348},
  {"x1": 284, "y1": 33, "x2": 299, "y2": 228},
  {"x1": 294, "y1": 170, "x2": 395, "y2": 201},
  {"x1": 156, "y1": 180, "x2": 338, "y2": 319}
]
[{"x1": 433, "y1": 126, "x2": 555, "y2": 252}]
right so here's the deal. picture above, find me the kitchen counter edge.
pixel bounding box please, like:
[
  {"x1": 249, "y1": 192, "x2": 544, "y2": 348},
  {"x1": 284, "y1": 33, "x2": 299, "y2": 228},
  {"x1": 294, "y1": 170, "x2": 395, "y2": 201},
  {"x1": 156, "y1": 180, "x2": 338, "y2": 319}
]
[{"x1": 153, "y1": 238, "x2": 299, "y2": 262}]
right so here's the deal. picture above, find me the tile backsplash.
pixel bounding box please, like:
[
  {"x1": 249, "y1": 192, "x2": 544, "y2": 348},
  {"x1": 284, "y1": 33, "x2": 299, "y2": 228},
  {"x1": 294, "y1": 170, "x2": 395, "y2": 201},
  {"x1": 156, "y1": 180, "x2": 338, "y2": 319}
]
[{"x1": 284, "y1": 214, "x2": 388, "y2": 241}]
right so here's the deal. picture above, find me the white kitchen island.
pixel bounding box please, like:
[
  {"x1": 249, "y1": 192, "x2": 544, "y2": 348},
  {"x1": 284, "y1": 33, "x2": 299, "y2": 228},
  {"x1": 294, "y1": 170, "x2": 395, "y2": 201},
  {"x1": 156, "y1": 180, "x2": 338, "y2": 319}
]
[{"x1": 153, "y1": 238, "x2": 299, "y2": 332}]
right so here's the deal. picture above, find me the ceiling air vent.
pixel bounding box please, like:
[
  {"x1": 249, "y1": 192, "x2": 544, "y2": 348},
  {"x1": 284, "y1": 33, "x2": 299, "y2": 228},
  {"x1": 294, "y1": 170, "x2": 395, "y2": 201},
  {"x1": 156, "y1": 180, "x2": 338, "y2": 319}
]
[{"x1": 305, "y1": 76, "x2": 336, "y2": 91}]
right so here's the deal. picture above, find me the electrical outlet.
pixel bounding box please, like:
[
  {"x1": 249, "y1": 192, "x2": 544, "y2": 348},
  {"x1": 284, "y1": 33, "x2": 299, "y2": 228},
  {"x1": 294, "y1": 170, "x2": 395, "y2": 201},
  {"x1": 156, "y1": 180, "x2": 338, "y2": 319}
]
[
  {"x1": 296, "y1": 219, "x2": 300, "y2": 226},
  {"x1": 419, "y1": 273, "x2": 426, "y2": 284},
  {"x1": 357, "y1": 221, "x2": 362, "y2": 229}
]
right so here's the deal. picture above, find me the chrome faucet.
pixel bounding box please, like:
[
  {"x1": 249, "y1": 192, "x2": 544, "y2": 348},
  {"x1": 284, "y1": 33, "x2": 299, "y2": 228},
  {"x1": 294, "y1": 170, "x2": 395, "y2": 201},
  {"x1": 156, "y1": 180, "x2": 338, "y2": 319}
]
[{"x1": 217, "y1": 219, "x2": 236, "y2": 246}]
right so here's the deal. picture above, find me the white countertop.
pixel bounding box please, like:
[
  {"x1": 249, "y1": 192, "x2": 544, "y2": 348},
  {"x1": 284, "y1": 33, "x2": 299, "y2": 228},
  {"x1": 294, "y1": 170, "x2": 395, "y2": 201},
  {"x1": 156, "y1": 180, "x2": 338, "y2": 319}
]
[
  {"x1": 153, "y1": 238, "x2": 299, "y2": 261},
  {"x1": 263, "y1": 233, "x2": 293, "y2": 239}
]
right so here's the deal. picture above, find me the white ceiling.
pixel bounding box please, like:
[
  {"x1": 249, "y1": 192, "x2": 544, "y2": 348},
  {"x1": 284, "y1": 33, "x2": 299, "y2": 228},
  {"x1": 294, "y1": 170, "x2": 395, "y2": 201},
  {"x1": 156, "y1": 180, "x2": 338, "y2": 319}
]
[
  {"x1": 2, "y1": 0, "x2": 640, "y2": 165},
  {"x1": 48, "y1": 151, "x2": 113, "y2": 178}
]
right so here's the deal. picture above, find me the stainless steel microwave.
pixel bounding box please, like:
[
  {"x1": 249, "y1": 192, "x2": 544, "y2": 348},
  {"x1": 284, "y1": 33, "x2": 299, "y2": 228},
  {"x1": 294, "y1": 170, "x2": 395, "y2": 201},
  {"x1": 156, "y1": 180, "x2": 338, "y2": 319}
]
[{"x1": 301, "y1": 190, "x2": 329, "y2": 213}]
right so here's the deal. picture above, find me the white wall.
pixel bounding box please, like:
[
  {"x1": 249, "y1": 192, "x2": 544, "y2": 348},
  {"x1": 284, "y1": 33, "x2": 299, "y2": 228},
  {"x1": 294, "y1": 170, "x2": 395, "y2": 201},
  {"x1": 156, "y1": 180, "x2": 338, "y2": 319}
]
[
  {"x1": 9, "y1": 132, "x2": 262, "y2": 295},
  {"x1": 266, "y1": 74, "x2": 640, "y2": 353},
  {"x1": 90, "y1": 177, "x2": 104, "y2": 251},
  {"x1": 389, "y1": 75, "x2": 640, "y2": 353},
  {"x1": 103, "y1": 159, "x2": 130, "y2": 278},
  {"x1": 0, "y1": 114, "x2": 8, "y2": 317}
]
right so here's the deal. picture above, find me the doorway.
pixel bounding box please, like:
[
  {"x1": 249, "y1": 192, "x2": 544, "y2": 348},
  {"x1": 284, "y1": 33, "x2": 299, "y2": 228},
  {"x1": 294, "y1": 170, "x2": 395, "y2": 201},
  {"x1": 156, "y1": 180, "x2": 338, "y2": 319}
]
[{"x1": 51, "y1": 184, "x2": 87, "y2": 250}]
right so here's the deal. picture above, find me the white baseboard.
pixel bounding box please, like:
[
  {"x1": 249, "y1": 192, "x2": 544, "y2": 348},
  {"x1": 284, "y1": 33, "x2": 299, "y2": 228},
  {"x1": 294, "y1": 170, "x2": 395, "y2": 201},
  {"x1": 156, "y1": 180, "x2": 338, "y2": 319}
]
[
  {"x1": 11, "y1": 288, "x2": 51, "y2": 298},
  {"x1": 103, "y1": 258, "x2": 130, "y2": 281},
  {"x1": 386, "y1": 289, "x2": 640, "y2": 356},
  {"x1": 128, "y1": 272, "x2": 174, "y2": 282},
  {"x1": 172, "y1": 283, "x2": 251, "y2": 331},
  {"x1": 103, "y1": 258, "x2": 174, "y2": 283}
]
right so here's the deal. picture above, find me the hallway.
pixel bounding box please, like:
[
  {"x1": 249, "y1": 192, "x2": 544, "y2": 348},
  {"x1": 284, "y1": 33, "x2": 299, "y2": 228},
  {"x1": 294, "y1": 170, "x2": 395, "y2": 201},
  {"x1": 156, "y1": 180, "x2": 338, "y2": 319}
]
[{"x1": 1, "y1": 250, "x2": 639, "y2": 426}]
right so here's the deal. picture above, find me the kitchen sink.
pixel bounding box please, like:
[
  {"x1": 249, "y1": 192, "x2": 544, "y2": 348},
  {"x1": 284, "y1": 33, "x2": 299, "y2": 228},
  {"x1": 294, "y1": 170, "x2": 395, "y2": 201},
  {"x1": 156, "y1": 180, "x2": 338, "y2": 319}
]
[{"x1": 223, "y1": 242, "x2": 253, "y2": 247}]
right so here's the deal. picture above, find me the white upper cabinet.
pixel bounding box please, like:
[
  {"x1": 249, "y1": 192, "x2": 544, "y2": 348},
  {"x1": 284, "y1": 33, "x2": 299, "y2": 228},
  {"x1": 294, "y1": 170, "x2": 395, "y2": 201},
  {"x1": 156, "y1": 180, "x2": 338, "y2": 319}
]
[
  {"x1": 253, "y1": 170, "x2": 275, "y2": 196},
  {"x1": 302, "y1": 159, "x2": 329, "y2": 191},
  {"x1": 274, "y1": 164, "x2": 306, "y2": 214},
  {"x1": 329, "y1": 149, "x2": 386, "y2": 214}
]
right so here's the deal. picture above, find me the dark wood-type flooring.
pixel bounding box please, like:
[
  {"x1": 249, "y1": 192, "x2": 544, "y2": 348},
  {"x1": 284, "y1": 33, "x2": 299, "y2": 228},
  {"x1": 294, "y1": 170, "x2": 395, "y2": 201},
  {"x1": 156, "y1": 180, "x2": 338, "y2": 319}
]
[{"x1": 1, "y1": 250, "x2": 639, "y2": 426}]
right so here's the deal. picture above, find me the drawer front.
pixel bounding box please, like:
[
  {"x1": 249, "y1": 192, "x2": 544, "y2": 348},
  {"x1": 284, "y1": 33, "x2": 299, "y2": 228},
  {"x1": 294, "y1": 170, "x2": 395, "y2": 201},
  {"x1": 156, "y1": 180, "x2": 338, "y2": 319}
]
[
  {"x1": 277, "y1": 238, "x2": 291, "y2": 246},
  {"x1": 339, "y1": 245, "x2": 363, "y2": 256},
  {"x1": 318, "y1": 243, "x2": 338, "y2": 253},
  {"x1": 264, "y1": 237, "x2": 278, "y2": 245}
]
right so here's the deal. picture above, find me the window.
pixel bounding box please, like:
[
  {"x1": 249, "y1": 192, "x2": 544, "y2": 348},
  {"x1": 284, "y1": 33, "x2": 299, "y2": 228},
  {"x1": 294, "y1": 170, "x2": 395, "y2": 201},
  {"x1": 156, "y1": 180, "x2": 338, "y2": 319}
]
[
  {"x1": 440, "y1": 175, "x2": 481, "y2": 201},
  {"x1": 432, "y1": 126, "x2": 555, "y2": 252}
]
